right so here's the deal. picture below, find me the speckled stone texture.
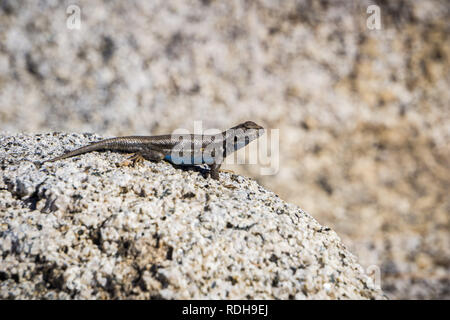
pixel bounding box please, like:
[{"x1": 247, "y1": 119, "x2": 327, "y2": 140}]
[
  {"x1": 0, "y1": 0, "x2": 448, "y2": 299},
  {"x1": 0, "y1": 133, "x2": 384, "y2": 299}
]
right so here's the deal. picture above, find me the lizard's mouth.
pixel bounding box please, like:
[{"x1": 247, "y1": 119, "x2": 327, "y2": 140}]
[{"x1": 254, "y1": 126, "x2": 265, "y2": 135}]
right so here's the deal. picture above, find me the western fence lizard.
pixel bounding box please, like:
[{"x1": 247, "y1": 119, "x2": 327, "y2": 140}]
[{"x1": 43, "y1": 121, "x2": 265, "y2": 180}]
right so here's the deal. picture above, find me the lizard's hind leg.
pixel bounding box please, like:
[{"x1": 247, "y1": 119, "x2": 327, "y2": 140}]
[
  {"x1": 119, "y1": 150, "x2": 165, "y2": 167},
  {"x1": 141, "y1": 149, "x2": 165, "y2": 161},
  {"x1": 119, "y1": 153, "x2": 145, "y2": 167}
]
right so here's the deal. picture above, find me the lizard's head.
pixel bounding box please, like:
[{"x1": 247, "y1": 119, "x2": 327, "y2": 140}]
[
  {"x1": 240, "y1": 121, "x2": 264, "y2": 131},
  {"x1": 229, "y1": 121, "x2": 265, "y2": 140},
  {"x1": 231, "y1": 121, "x2": 265, "y2": 133},
  {"x1": 224, "y1": 121, "x2": 265, "y2": 154}
]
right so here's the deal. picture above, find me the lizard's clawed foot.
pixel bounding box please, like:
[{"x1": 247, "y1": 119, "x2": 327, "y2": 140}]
[
  {"x1": 119, "y1": 153, "x2": 145, "y2": 167},
  {"x1": 219, "y1": 169, "x2": 235, "y2": 174}
]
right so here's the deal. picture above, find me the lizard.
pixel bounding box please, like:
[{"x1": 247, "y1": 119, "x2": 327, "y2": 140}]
[{"x1": 43, "y1": 121, "x2": 265, "y2": 180}]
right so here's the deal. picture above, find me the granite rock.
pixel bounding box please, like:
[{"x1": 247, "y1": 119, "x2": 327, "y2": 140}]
[
  {"x1": 0, "y1": 133, "x2": 384, "y2": 299},
  {"x1": 0, "y1": 0, "x2": 448, "y2": 299}
]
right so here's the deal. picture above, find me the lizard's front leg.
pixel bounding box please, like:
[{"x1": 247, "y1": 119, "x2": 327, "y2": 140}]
[{"x1": 208, "y1": 163, "x2": 222, "y2": 180}]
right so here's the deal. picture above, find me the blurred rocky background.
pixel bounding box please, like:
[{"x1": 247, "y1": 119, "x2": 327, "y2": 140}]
[{"x1": 0, "y1": 0, "x2": 448, "y2": 299}]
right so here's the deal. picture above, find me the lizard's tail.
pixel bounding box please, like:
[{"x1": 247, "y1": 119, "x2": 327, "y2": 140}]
[{"x1": 44, "y1": 138, "x2": 120, "y2": 163}]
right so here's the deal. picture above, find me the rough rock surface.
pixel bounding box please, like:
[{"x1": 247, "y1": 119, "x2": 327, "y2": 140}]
[
  {"x1": 0, "y1": 0, "x2": 448, "y2": 299},
  {"x1": 0, "y1": 133, "x2": 384, "y2": 299}
]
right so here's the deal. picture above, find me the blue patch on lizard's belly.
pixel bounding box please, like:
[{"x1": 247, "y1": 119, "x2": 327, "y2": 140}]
[{"x1": 164, "y1": 154, "x2": 215, "y2": 165}]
